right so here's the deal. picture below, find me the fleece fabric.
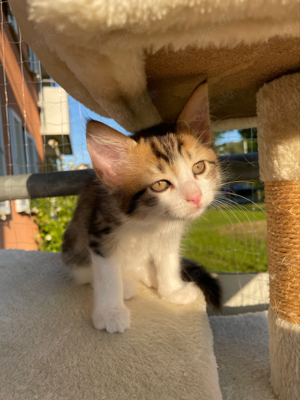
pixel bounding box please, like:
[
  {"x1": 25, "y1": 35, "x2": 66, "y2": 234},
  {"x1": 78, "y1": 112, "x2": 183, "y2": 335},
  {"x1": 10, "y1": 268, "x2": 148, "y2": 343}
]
[
  {"x1": 0, "y1": 249, "x2": 222, "y2": 400},
  {"x1": 9, "y1": 0, "x2": 300, "y2": 132},
  {"x1": 268, "y1": 308, "x2": 300, "y2": 400},
  {"x1": 210, "y1": 311, "x2": 277, "y2": 400}
]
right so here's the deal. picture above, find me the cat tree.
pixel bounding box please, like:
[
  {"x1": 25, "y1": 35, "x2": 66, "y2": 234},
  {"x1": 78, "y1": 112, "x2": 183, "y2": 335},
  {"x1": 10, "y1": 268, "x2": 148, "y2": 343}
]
[
  {"x1": 7, "y1": 0, "x2": 300, "y2": 398},
  {"x1": 257, "y1": 73, "x2": 300, "y2": 399}
]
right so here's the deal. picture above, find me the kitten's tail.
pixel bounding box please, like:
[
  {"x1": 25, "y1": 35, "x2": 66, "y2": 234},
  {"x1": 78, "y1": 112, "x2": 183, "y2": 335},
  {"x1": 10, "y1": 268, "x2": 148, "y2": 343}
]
[{"x1": 181, "y1": 258, "x2": 222, "y2": 309}]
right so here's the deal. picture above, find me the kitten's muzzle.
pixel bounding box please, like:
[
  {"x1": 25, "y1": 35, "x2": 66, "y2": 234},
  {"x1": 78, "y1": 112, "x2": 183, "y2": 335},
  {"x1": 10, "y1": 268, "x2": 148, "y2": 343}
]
[
  {"x1": 181, "y1": 181, "x2": 202, "y2": 208},
  {"x1": 186, "y1": 192, "x2": 201, "y2": 208}
]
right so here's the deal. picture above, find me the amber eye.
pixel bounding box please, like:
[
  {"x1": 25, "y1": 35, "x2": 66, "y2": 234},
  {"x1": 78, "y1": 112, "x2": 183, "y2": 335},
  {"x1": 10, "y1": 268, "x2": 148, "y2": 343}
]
[
  {"x1": 192, "y1": 161, "x2": 206, "y2": 175},
  {"x1": 150, "y1": 180, "x2": 170, "y2": 192}
]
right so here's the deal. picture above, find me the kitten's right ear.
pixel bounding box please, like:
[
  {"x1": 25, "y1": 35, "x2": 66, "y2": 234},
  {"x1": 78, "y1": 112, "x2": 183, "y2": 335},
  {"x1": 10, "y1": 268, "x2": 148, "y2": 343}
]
[{"x1": 86, "y1": 121, "x2": 136, "y2": 186}]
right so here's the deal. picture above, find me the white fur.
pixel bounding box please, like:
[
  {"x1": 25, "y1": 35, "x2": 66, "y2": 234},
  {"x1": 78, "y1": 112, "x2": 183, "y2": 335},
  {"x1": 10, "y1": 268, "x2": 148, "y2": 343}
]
[
  {"x1": 91, "y1": 252, "x2": 130, "y2": 333},
  {"x1": 123, "y1": 277, "x2": 137, "y2": 300},
  {"x1": 72, "y1": 267, "x2": 137, "y2": 299},
  {"x1": 90, "y1": 220, "x2": 200, "y2": 332}
]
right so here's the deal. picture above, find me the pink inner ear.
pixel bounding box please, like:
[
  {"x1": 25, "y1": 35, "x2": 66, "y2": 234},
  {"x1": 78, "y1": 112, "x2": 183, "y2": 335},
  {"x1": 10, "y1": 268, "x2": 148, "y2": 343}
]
[
  {"x1": 87, "y1": 136, "x2": 125, "y2": 186},
  {"x1": 89, "y1": 142, "x2": 124, "y2": 185},
  {"x1": 92, "y1": 150, "x2": 118, "y2": 179},
  {"x1": 86, "y1": 121, "x2": 137, "y2": 186}
]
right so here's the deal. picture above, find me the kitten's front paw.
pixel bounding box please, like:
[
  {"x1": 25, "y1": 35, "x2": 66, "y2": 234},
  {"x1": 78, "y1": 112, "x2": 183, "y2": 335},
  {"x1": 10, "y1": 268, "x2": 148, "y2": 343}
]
[
  {"x1": 162, "y1": 282, "x2": 199, "y2": 305},
  {"x1": 123, "y1": 278, "x2": 137, "y2": 300},
  {"x1": 92, "y1": 307, "x2": 130, "y2": 333}
]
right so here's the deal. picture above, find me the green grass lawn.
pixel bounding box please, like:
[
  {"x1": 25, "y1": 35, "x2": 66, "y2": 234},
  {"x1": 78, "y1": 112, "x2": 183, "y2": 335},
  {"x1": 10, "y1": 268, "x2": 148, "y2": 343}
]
[
  {"x1": 182, "y1": 203, "x2": 268, "y2": 274},
  {"x1": 33, "y1": 196, "x2": 268, "y2": 274}
]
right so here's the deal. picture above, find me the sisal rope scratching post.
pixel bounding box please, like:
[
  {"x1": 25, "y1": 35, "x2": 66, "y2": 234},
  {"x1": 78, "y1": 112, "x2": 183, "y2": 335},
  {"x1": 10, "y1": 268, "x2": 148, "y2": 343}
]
[{"x1": 257, "y1": 73, "x2": 300, "y2": 400}]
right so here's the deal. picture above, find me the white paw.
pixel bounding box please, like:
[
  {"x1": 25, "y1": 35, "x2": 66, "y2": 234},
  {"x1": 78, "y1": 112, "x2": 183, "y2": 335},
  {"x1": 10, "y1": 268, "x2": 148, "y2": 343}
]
[
  {"x1": 162, "y1": 282, "x2": 199, "y2": 305},
  {"x1": 123, "y1": 278, "x2": 137, "y2": 300},
  {"x1": 92, "y1": 307, "x2": 130, "y2": 333}
]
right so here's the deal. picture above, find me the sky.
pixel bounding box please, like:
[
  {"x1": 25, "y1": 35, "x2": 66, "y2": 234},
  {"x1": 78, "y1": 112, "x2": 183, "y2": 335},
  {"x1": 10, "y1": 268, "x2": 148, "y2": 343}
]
[
  {"x1": 62, "y1": 95, "x2": 129, "y2": 169},
  {"x1": 215, "y1": 130, "x2": 242, "y2": 145},
  {"x1": 63, "y1": 95, "x2": 242, "y2": 169}
]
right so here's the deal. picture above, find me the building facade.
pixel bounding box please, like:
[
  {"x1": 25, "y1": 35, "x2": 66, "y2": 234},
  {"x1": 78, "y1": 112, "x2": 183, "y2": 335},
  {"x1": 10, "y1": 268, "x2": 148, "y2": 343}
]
[
  {"x1": 0, "y1": 5, "x2": 43, "y2": 249},
  {"x1": 0, "y1": 5, "x2": 73, "y2": 250}
]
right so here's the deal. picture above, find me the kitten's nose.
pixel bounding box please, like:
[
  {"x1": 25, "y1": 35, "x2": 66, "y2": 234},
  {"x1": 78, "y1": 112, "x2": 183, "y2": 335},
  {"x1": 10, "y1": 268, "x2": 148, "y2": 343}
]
[
  {"x1": 181, "y1": 181, "x2": 202, "y2": 207},
  {"x1": 186, "y1": 192, "x2": 202, "y2": 207}
]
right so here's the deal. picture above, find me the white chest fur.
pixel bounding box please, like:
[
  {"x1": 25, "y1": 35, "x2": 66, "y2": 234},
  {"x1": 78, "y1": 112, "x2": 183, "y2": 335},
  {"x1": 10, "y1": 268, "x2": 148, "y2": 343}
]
[{"x1": 116, "y1": 219, "x2": 186, "y2": 288}]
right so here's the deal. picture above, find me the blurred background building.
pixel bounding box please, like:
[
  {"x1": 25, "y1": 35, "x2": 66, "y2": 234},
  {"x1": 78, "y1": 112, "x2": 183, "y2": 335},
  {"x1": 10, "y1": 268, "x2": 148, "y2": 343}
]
[{"x1": 0, "y1": 3, "x2": 72, "y2": 249}]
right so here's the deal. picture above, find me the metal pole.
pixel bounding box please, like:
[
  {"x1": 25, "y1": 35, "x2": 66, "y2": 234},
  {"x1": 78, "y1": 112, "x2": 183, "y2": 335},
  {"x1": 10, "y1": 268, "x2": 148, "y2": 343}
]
[{"x1": 0, "y1": 153, "x2": 259, "y2": 201}]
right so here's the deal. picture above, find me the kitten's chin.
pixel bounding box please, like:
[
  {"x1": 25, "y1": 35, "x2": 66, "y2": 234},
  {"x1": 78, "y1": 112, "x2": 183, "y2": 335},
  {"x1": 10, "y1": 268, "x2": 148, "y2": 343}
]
[
  {"x1": 167, "y1": 204, "x2": 208, "y2": 221},
  {"x1": 185, "y1": 207, "x2": 207, "y2": 221}
]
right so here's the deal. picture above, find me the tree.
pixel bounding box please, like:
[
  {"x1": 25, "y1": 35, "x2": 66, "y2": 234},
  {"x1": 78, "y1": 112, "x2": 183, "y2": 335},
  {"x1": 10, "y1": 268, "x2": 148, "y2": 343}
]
[
  {"x1": 214, "y1": 141, "x2": 244, "y2": 155},
  {"x1": 31, "y1": 196, "x2": 78, "y2": 252},
  {"x1": 213, "y1": 128, "x2": 258, "y2": 154}
]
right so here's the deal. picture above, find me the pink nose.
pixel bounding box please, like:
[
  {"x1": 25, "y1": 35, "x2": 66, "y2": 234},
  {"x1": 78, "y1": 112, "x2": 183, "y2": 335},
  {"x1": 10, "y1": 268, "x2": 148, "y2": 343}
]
[{"x1": 186, "y1": 192, "x2": 202, "y2": 207}]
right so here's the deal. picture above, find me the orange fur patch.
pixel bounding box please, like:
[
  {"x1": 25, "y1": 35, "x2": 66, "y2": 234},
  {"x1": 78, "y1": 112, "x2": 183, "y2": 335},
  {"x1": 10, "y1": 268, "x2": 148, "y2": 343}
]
[{"x1": 119, "y1": 131, "x2": 219, "y2": 195}]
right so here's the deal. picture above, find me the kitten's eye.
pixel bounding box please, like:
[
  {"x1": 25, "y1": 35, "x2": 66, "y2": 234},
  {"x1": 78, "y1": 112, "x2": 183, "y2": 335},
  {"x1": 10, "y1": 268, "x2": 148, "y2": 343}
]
[
  {"x1": 150, "y1": 180, "x2": 170, "y2": 192},
  {"x1": 192, "y1": 161, "x2": 206, "y2": 175}
]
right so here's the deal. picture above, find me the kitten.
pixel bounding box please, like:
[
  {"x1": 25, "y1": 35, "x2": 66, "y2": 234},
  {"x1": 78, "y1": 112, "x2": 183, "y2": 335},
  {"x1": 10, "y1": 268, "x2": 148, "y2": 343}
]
[{"x1": 62, "y1": 82, "x2": 222, "y2": 333}]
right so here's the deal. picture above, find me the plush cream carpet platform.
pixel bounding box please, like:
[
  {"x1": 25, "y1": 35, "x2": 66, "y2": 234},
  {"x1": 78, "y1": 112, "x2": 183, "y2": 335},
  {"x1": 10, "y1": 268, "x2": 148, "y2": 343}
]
[{"x1": 0, "y1": 250, "x2": 276, "y2": 399}]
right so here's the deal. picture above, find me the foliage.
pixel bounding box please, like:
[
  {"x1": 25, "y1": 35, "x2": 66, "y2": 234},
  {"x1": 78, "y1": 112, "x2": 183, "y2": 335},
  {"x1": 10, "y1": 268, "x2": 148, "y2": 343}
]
[
  {"x1": 238, "y1": 127, "x2": 258, "y2": 140},
  {"x1": 214, "y1": 141, "x2": 244, "y2": 155},
  {"x1": 213, "y1": 128, "x2": 258, "y2": 155},
  {"x1": 31, "y1": 196, "x2": 78, "y2": 252},
  {"x1": 238, "y1": 128, "x2": 258, "y2": 152}
]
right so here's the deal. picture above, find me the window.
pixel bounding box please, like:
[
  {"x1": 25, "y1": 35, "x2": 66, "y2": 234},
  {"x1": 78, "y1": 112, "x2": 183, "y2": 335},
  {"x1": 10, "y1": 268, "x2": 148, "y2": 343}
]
[
  {"x1": 25, "y1": 130, "x2": 39, "y2": 173},
  {"x1": 15, "y1": 199, "x2": 30, "y2": 214},
  {"x1": 0, "y1": 135, "x2": 6, "y2": 176},
  {"x1": 0, "y1": 99, "x2": 6, "y2": 176},
  {"x1": 7, "y1": 11, "x2": 18, "y2": 36},
  {"x1": 28, "y1": 48, "x2": 39, "y2": 75},
  {"x1": 0, "y1": 201, "x2": 11, "y2": 220},
  {"x1": 8, "y1": 108, "x2": 26, "y2": 175},
  {"x1": 7, "y1": 109, "x2": 39, "y2": 175}
]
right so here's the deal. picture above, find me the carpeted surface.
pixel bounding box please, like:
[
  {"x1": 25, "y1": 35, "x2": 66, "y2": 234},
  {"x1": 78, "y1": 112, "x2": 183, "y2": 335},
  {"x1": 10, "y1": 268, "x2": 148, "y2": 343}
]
[
  {"x1": 0, "y1": 250, "x2": 221, "y2": 400},
  {"x1": 0, "y1": 249, "x2": 276, "y2": 399},
  {"x1": 210, "y1": 312, "x2": 277, "y2": 400}
]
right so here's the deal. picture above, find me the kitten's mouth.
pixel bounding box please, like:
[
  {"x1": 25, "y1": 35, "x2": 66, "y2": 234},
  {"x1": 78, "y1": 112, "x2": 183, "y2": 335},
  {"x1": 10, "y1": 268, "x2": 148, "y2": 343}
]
[
  {"x1": 189, "y1": 202, "x2": 202, "y2": 211},
  {"x1": 188, "y1": 203, "x2": 206, "y2": 218}
]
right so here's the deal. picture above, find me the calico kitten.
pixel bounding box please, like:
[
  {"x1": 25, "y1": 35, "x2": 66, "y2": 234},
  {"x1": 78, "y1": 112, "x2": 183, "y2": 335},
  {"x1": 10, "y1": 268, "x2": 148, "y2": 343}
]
[{"x1": 62, "y1": 82, "x2": 222, "y2": 333}]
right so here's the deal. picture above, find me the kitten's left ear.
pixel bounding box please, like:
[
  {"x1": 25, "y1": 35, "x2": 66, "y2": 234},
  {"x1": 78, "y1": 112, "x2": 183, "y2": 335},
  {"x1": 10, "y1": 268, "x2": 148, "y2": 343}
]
[{"x1": 176, "y1": 82, "x2": 214, "y2": 146}]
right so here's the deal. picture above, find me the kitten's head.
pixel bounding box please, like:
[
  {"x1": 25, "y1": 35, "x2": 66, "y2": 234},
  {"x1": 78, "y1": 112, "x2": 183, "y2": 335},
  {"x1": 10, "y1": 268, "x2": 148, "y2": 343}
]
[{"x1": 87, "y1": 83, "x2": 221, "y2": 221}]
